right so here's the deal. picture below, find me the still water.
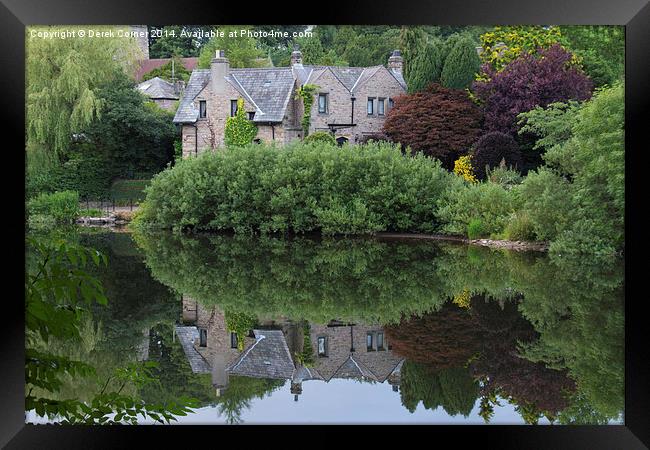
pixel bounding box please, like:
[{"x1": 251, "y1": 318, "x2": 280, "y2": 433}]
[{"x1": 26, "y1": 229, "x2": 624, "y2": 425}]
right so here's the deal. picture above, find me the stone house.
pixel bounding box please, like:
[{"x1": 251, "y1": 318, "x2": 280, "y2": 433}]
[
  {"x1": 172, "y1": 47, "x2": 407, "y2": 158},
  {"x1": 176, "y1": 297, "x2": 404, "y2": 399}
]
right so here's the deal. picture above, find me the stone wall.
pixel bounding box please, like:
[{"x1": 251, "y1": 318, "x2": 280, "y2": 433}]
[
  {"x1": 308, "y1": 67, "x2": 405, "y2": 143},
  {"x1": 309, "y1": 323, "x2": 402, "y2": 381}
]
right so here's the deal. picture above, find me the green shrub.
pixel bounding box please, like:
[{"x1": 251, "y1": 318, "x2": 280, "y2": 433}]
[
  {"x1": 504, "y1": 212, "x2": 537, "y2": 241},
  {"x1": 514, "y1": 168, "x2": 573, "y2": 241},
  {"x1": 467, "y1": 219, "x2": 486, "y2": 239},
  {"x1": 437, "y1": 181, "x2": 514, "y2": 237},
  {"x1": 137, "y1": 141, "x2": 458, "y2": 235},
  {"x1": 27, "y1": 191, "x2": 80, "y2": 224},
  {"x1": 27, "y1": 214, "x2": 57, "y2": 230},
  {"x1": 303, "y1": 131, "x2": 336, "y2": 145},
  {"x1": 486, "y1": 164, "x2": 523, "y2": 189}
]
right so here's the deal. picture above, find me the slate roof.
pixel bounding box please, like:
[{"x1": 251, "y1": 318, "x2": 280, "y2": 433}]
[
  {"x1": 173, "y1": 69, "x2": 211, "y2": 123},
  {"x1": 173, "y1": 62, "x2": 407, "y2": 125},
  {"x1": 229, "y1": 68, "x2": 295, "y2": 123},
  {"x1": 227, "y1": 330, "x2": 295, "y2": 380},
  {"x1": 137, "y1": 77, "x2": 178, "y2": 100},
  {"x1": 330, "y1": 355, "x2": 378, "y2": 382},
  {"x1": 175, "y1": 326, "x2": 211, "y2": 374}
]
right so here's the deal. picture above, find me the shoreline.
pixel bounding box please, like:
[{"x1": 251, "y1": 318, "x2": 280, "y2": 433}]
[{"x1": 375, "y1": 233, "x2": 549, "y2": 252}]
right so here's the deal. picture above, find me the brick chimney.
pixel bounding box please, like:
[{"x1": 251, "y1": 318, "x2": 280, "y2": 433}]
[
  {"x1": 291, "y1": 45, "x2": 303, "y2": 67},
  {"x1": 211, "y1": 49, "x2": 229, "y2": 94},
  {"x1": 388, "y1": 50, "x2": 403, "y2": 74}
]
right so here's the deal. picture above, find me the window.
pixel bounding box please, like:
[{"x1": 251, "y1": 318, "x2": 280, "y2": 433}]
[
  {"x1": 388, "y1": 98, "x2": 394, "y2": 109},
  {"x1": 317, "y1": 336, "x2": 328, "y2": 357},
  {"x1": 366, "y1": 333, "x2": 374, "y2": 351},
  {"x1": 377, "y1": 332, "x2": 384, "y2": 350},
  {"x1": 199, "y1": 328, "x2": 207, "y2": 347},
  {"x1": 199, "y1": 100, "x2": 207, "y2": 118},
  {"x1": 378, "y1": 98, "x2": 385, "y2": 116},
  {"x1": 248, "y1": 111, "x2": 255, "y2": 120},
  {"x1": 367, "y1": 97, "x2": 375, "y2": 115},
  {"x1": 230, "y1": 100, "x2": 238, "y2": 117},
  {"x1": 318, "y1": 93, "x2": 328, "y2": 113},
  {"x1": 230, "y1": 332, "x2": 238, "y2": 349}
]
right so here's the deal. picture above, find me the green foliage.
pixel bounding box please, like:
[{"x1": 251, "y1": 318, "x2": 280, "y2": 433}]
[
  {"x1": 440, "y1": 36, "x2": 481, "y2": 90},
  {"x1": 297, "y1": 322, "x2": 315, "y2": 367},
  {"x1": 503, "y1": 212, "x2": 537, "y2": 241},
  {"x1": 303, "y1": 131, "x2": 336, "y2": 145},
  {"x1": 400, "y1": 362, "x2": 479, "y2": 416},
  {"x1": 84, "y1": 72, "x2": 177, "y2": 178},
  {"x1": 136, "y1": 141, "x2": 458, "y2": 235},
  {"x1": 141, "y1": 56, "x2": 191, "y2": 82},
  {"x1": 224, "y1": 98, "x2": 258, "y2": 147},
  {"x1": 27, "y1": 191, "x2": 79, "y2": 225},
  {"x1": 110, "y1": 179, "x2": 151, "y2": 203},
  {"x1": 148, "y1": 26, "x2": 213, "y2": 58},
  {"x1": 517, "y1": 101, "x2": 581, "y2": 157},
  {"x1": 296, "y1": 84, "x2": 319, "y2": 136},
  {"x1": 405, "y1": 40, "x2": 445, "y2": 93},
  {"x1": 478, "y1": 26, "x2": 567, "y2": 74},
  {"x1": 518, "y1": 83, "x2": 624, "y2": 257},
  {"x1": 485, "y1": 164, "x2": 523, "y2": 189},
  {"x1": 198, "y1": 26, "x2": 264, "y2": 69},
  {"x1": 437, "y1": 182, "x2": 514, "y2": 237},
  {"x1": 132, "y1": 232, "x2": 450, "y2": 325},
  {"x1": 559, "y1": 26, "x2": 624, "y2": 88},
  {"x1": 513, "y1": 168, "x2": 573, "y2": 241},
  {"x1": 26, "y1": 26, "x2": 139, "y2": 158},
  {"x1": 467, "y1": 219, "x2": 486, "y2": 239},
  {"x1": 225, "y1": 310, "x2": 258, "y2": 351}
]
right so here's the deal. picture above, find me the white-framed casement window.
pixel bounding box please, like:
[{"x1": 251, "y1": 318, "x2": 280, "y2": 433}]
[
  {"x1": 317, "y1": 336, "x2": 328, "y2": 357},
  {"x1": 199, "y1": 100, "x2": 207, "y2": 118},
  {"x1": 318, "y1": 93, "x2": 328, "y2": 113},
  {"x1": 367, "y1": 97, "x2": 375, "y2": 115},
  {"x1": 378, "y1": 98, "x2": 385, "y2": 116}
]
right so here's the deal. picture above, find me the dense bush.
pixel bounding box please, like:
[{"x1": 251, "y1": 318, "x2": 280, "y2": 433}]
[
  {"x1": 137, "y1": 141, "x2": 460, "y2": 234},
  {"x1": 473, "y1": 44, "x2": 593, "y2": 135},
  {"x1": 471, "y1": 132, "x2": 523, "y2": 179},
  {"x1": 513, "y1": 169, "x2": 573, "y2": 241},
  {"x1": 303, "y1": 131, "x2": 336, "y2": 145},
  {"x1": 485, "y1": 164, "x2": 523, "y2": 189},
  {"x1": 382, "y1": 83, "x2": 483, "y2": 169},
  {"x1": 27, "y1": 191, "x2": 80, "y2": 225},
  {"x1": 437, "y1": 181, "x2": 514, "y2": 237}
]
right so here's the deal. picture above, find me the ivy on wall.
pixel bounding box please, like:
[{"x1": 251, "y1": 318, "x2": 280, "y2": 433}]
[
  {"x1": 224, "y1": 98, "x2": 258, "y2": 147},
  {"x1": 296, "y1": 84, "x2": 319, "y2": 137}
]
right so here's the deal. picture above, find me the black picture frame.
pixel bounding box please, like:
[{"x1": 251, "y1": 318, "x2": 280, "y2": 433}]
[{"x1": 3, "y1": 0, "x2": 648, "y2": 447}]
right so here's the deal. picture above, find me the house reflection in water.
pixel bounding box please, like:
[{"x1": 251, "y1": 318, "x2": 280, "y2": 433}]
[{"x1": 177, "y1": 296, "x2": 404, "y2": 400}]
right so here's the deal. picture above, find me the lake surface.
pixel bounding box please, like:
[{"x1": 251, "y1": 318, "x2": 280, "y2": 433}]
[{"x1": 26, "y1": 229, "x2": 624, "y2": 425}]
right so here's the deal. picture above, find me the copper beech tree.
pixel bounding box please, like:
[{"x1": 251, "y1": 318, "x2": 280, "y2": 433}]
[{"x1": 382, "y1": 83, "x2": 483, "y2": 169}]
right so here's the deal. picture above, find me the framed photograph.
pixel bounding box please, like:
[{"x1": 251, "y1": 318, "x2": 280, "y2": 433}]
[{"x1": 4, "y1": 0, "x2": 648, "y2": 447}]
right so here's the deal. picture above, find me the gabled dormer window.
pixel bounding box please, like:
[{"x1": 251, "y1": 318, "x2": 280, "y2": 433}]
[
  {"x1": 248, "y1": 112, "x2": 255, "y2": 120},
  {"x1": 199, "y1": 100, "x2": 207, "y2": 118}
]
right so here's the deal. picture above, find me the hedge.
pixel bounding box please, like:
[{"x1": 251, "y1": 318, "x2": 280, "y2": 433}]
[{"x1": 136, "y1": 141, "x2": 461, "y2": 234}]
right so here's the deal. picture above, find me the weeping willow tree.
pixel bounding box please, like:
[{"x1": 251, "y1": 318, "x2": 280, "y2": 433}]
[{"x1": 26, "y1": 26, "x2": 141, "y2": 160}]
